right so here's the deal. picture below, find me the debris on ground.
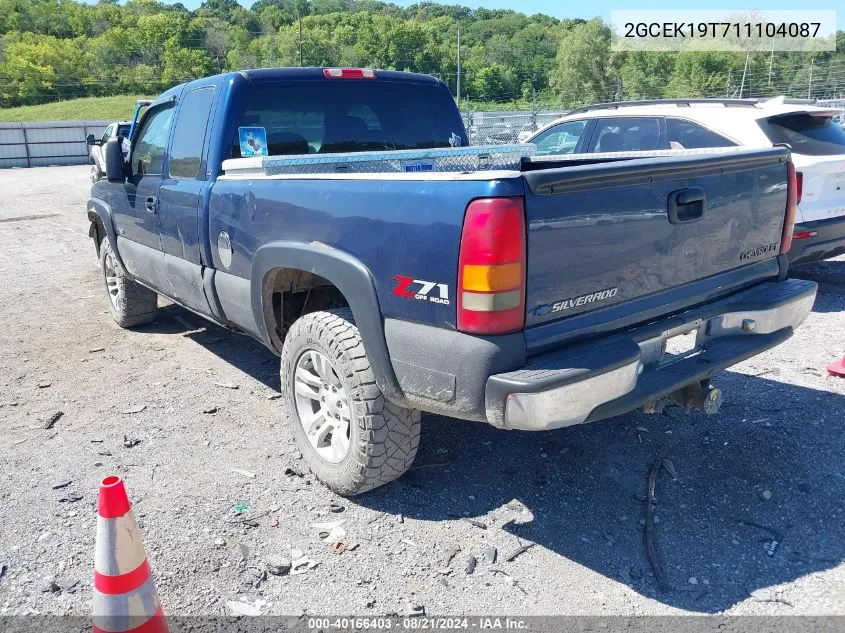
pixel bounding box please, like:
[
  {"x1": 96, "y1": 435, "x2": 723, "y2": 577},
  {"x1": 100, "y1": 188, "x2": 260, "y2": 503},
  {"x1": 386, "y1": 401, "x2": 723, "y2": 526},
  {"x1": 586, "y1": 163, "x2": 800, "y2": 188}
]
[
  {"x1": 51, "y1": 480, "x2": 72, "y2": 490},
  {"x1": 284, "y1": 467, "x2": 305, "y2": 477},
  {"x1": 443, "y1": 546, "x2": 461, "y2": 566},
  {"x1": 290, "y1": 550, "x2": 317, "y2": 575},
  {"x1": 202, "y1": 406, "x2": 218, "y2": 414},
  {"x1": 484, "y1": 546, "x2": 497, "y2": 564},
  {"x1": 761, "y1": 489, "x2": 773, "y2": 500},
  {"x1": 329, "y1": 503, "x2": 345, "y2": 513},
  {"x1": 736, "y1": 519, "x2": 783, "y2": 557},
  {"x1": 231, "y1": 468, "x2": 256, "y2": 479},
  {"x1": 121, "y1": 404, "x2": 146, "y2": 415},
  {"x1": 463, "y1": 518, "x2": 487, "y2": 529},
  {"x1": 214, "y1": 382, "x2": 239, "y2": 390},
  {"x1": 396, "y1": 513, "x2": 404, "y2": 523},
  {"x1": 58, "y1": 579, "x2": 79, "y2": 594},
  {"x1": 123, "y1": 435, "x2": 141, "y2": 448},
  {"x1": 0, "y1": 564, "x2": 7, "y2": 582},
  {"x1": 465, "y1": 556, "x2": 477, "y2": 575},
  {"x1": 266, "y1": 392, "x2": 282, "y2": 400},
  {"x1": 401, "y1": 538, "x2": 418, "y2": 548},
  {"x1": 331, "y1": 542, "x2": 347, "y2": 555},
  {"x1": 238, "y1": 543, "x2": 250, "y2": 564},
  {"x1": 58, "y1": 493, "x2": 83, "y2": 503},
  {"x1": 241, "y1": 566, "x2": 267, "y2": 588},
  {"x1": 406, "y1": 603, "x2": 425, "y2": 617},
  {"x1": 42, "y1": 581, "x2": 61, "y2": 593},
  {"x1": 503, "y1": 543, "x2": 534, "y2": 563},
  {"x1": 43, "y1": 411, "x2": 63, "y2": 430},
  {"x1": 88, "y1": 347, "x2": 105, "y2": 353},
  {"x1": 37, "y1": 381, "x2": 52, "y2": 389},
  {"x1": 749, "y1": 588, "x2": 794, "y2": 607},
  {"x1": 225, "y1": 600, "x2": 262, "y2": 616},
  {"x1": 266, "y1": 556, "x2": 292, "y2": 576},
  {"x1": 314, "y1": 520, "x2": 346, "y2": 544},
  {"x1": 662, "y1": 459, "x2": 679, "y2": 481}
]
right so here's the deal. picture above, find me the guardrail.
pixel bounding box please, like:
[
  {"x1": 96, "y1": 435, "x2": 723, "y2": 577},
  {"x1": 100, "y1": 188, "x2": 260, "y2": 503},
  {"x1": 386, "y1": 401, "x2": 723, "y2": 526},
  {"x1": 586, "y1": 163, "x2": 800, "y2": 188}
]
[{"x1": 0, "y1": 120, "x2": 110, "y2": 168}]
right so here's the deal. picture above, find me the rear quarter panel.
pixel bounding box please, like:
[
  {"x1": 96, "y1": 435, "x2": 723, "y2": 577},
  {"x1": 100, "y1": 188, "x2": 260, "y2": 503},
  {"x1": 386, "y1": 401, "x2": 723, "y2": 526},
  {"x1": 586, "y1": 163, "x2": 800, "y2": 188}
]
[{"x1": 207, "y1": 176, "x2": 523, "y2": 326}]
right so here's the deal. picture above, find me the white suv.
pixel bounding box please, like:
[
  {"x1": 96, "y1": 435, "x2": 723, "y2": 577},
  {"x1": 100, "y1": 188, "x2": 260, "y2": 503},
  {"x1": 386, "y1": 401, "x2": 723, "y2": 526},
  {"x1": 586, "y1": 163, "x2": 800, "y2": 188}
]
[{"x1": 526, "y1": 98, "x2": 845, "y2": 266}]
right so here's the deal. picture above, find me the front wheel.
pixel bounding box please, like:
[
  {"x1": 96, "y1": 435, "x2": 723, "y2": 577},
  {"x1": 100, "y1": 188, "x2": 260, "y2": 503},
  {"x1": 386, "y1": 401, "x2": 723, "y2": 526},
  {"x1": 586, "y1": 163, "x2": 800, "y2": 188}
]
[
  {"x1": 91, "y1": 162, "x2": 103, "y2": 183},
  {"x1": 279, "y1": 309, "x2": 420, "y2": 495},
  {"x1": 99, "y1": 238, "x2": 157, "y2": 328}
]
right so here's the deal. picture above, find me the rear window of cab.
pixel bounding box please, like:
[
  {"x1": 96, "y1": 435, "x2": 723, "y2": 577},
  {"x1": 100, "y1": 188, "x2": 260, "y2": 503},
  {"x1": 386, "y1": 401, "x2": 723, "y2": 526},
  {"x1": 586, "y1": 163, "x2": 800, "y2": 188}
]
[{"x1": 761, "y1": 113, "x2": 845, "y2": 156}]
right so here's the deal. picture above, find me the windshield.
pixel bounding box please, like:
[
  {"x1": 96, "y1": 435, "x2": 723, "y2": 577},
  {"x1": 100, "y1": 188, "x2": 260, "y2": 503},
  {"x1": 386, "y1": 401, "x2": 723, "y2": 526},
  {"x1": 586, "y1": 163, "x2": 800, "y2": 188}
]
[
  {"x1": 232, "y1": 80, "x2": 465, "y2": 157},
  {"x1": 761, "y1": 113, "x2": 845, "y2": 156},
  {"x1": 117, "y1": 125, "x2": 131, "y2": 138}
]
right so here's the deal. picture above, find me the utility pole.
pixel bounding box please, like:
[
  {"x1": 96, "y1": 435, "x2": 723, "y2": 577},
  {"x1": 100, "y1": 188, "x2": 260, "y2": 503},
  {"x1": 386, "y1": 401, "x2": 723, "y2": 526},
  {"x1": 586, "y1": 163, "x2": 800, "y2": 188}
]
[
  {"x1": 808, "y1": 59, "x2": 814, "y2": 99},
  {"x1": 298, "y1": 12, "x2": 303, "y2": 67},
  {"x1": 768, "y1": 41, "x2": 774, "y2": 87},
  {"x1": 739, "y1": 53, "x2": 749, "y2": 98},
  {"x1": 456, "y1": 26, "x2": 461, "y2": 107}
]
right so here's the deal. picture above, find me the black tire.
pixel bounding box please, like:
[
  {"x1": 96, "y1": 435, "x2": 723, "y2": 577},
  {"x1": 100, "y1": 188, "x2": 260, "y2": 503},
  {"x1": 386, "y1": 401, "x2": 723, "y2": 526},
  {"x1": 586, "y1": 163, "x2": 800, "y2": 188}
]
[
  {"x1": 280, "y1": 309, "x2": 421, "y2": 496},
  {"x1": 99, "y1": 238, "x2": 157, "y2": 328}
]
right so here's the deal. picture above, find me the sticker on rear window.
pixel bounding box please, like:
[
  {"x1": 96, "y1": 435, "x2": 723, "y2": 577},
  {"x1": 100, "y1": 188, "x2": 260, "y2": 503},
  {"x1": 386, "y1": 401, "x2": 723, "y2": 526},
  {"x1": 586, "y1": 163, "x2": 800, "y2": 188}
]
[
  {"x1": 449, "y1": 132, "x2": 462, "y2": 147},
  {"x1": 238, "y1": 127, "x2": 267, "y2": 157},
  {"x1": 402, "y1": 160, "x2": 435, "y2": 173}
]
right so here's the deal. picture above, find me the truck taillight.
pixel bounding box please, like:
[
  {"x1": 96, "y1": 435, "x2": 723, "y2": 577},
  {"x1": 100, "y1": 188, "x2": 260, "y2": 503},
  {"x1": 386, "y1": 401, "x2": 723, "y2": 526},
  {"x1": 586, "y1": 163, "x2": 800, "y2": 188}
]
[
  {"x1": 796, "y1": 171, "x2": 803, "y2": 205},
  {"x1": 322, "y1": 68, "x2": 376, "y2": 79},
  {"x1": 457, "y1": 197, "x2": 526, "y2": 335},
  {"x1": 780, "y1": 160, "x2": 798, "y2": 255}
]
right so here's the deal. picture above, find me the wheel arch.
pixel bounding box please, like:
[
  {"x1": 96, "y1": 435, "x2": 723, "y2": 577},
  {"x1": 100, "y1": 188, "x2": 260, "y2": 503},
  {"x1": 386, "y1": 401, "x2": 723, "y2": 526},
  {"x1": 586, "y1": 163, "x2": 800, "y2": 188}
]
[
  {"x1": 251, "y1": 241, "x2": 405, "y2": 406},
  {"x1": 87, "y1": 198, "x2": 129, "y2": 276}
]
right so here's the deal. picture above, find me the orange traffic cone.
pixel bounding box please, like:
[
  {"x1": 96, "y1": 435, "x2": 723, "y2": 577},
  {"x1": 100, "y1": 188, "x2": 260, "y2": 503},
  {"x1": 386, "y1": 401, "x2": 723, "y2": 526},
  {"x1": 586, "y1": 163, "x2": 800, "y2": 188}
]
[
  {"x1": 828, "y1": 355, "x2": 845, "y2": 378},
  {"x1": 93, "y1": 476, "x2": 167, "y2": 633}
]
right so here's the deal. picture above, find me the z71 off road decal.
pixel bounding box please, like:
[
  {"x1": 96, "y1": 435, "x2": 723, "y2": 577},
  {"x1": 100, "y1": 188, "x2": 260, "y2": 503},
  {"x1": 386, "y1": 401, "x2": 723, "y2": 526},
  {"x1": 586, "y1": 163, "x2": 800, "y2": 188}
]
[{"x1": 392, "y1": 276, "x2": 450, "y2": 305}]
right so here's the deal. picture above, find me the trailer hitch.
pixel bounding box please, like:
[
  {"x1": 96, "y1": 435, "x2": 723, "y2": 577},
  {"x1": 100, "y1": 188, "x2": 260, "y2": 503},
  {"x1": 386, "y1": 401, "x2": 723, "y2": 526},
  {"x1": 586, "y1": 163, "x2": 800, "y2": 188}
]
[{"x1": 643, "y1": 380, "x2": 723, "y2": 416}]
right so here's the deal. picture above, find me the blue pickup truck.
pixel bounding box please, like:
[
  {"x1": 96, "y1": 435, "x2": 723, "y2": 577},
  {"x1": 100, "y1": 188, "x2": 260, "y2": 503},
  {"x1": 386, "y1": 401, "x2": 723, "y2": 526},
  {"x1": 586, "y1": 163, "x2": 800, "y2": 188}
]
[{"x1": 88, "y1": 67, "x2": 816, "y2": 495}]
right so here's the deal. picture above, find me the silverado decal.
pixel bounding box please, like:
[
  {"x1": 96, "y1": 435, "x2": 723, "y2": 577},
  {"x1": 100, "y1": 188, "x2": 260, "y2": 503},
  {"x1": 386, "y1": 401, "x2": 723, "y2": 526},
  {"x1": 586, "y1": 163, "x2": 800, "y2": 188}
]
[
  {"x1": 392, "y1": 275, "x2": 450, "y2": 305},
  {"x1": 533, "y1": 287, "x2": 618, "y2": 316},
  {"x1": 740, "y1": 243, "x2": 778, "y2": 261}
]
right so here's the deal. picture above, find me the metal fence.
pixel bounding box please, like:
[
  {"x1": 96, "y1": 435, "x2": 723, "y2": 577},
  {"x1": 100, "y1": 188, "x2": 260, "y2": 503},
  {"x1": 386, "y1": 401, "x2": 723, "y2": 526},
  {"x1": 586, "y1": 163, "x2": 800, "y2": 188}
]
[
  {"x1": 462, "y1": 110, "x2": 568, "y2": 145},
  {"x1": 0, "y1": 120, "x2": 110, "y2": 168}
]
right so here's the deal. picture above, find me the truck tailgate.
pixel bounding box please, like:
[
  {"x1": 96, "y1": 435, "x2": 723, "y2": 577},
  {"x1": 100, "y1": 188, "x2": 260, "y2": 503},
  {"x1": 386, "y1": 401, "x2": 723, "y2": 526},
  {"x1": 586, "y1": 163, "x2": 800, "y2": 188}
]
[{"x1": 522, "y1": 148, "x2": 790, "y2": 337}]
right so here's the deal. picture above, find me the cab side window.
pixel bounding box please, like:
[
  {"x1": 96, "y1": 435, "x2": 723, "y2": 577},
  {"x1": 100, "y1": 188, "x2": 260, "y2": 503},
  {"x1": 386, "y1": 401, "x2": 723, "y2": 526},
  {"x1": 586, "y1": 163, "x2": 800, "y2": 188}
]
[
  {"x1": 667, "y1": 118, "x2": 736, "y2": 149},
  {"x1": 100, "y1": 125, "x2": 113, "y2": 144},
  {"x1": 169, "y1": 87, "x2": 216, "y2": 179},
  {"x1": 130, "y1": 106, "x2": 174, "y2": 176}
]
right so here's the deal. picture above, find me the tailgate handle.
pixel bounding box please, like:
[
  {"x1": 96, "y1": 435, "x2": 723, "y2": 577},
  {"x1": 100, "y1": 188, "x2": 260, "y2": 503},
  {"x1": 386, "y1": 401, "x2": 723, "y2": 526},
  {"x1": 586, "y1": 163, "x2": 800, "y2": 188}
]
[{"x1": 668, "y1": 188, "x2": 706, "y2": 224}]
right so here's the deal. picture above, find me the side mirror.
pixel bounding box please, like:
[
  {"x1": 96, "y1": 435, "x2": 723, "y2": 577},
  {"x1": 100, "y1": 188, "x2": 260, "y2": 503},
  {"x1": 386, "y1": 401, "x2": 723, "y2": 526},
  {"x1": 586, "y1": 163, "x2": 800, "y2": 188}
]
[
  {"x1": 86, "y1": 134, "x2": 95, "y2": 145},
  {"x1": 104, "y1": 137, "x2": 126, "y2": 183}
]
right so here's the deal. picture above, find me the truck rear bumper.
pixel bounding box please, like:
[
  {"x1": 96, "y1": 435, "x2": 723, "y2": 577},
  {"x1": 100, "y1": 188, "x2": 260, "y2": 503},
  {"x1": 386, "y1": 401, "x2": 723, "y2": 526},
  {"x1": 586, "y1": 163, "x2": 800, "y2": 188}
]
[
  {"x1": 485, "y1": 279, "x2": 817, "y2": 431},
  {"x1": 788, "y1": 216, "x2": 845, "y2": 266}
]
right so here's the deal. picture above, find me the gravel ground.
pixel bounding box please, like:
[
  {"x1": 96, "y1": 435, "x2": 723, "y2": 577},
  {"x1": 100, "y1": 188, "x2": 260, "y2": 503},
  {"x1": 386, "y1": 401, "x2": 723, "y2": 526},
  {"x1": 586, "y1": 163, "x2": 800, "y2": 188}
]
[{"x1": 0, "y1": 165, "x2": 843, "y2": 617}]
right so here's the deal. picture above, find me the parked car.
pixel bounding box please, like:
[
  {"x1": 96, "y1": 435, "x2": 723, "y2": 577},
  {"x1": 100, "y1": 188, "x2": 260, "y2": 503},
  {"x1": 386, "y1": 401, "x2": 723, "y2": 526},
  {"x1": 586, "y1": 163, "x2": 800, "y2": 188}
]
[
  {"x1": 87, "y1": 68, "x2": 814, "y2": 495},
  {"x1": 524, "y1": 97, "x2": 845, "y2": 266},
  {"x1": 485, "y1": 121, "x2": 515, "y2": 144},
  {"x1": 87, "y1": 121, "x2": 131, "y2": 183},
  {"x1": 516, "y1": 122, "x2": 536, "y2": 143}
]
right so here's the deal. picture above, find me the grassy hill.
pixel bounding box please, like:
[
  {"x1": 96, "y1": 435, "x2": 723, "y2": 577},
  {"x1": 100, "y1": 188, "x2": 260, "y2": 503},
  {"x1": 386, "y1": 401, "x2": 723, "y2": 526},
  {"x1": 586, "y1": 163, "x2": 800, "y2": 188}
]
[{"x1": 0, "y1": 95, "x2": 148, "y2": 123}]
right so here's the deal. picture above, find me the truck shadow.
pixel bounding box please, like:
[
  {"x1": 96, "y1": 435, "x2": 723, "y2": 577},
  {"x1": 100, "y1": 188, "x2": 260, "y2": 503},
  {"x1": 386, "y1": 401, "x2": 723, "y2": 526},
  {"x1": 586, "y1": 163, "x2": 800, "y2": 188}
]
[{"x1": 355, "y1": 372, "x2": 845, "y2": 613}]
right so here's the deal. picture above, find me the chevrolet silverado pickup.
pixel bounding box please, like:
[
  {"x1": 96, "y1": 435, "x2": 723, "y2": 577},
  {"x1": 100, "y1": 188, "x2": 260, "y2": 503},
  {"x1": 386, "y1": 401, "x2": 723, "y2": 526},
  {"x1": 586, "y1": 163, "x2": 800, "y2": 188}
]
[{"x1": 87, "y1": 67, "x2": 816, "y2": 495}]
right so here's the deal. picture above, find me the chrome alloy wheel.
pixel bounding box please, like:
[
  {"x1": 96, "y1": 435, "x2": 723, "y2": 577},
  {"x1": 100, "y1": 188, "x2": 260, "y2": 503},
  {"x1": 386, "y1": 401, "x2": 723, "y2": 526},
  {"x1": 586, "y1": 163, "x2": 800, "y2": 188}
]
[
  {"x1": 103, "y1": 248, "x2": 121, "y2": 310},
  {"x1": 293, "y1": 349, "x2": 352, "y2": 464}
]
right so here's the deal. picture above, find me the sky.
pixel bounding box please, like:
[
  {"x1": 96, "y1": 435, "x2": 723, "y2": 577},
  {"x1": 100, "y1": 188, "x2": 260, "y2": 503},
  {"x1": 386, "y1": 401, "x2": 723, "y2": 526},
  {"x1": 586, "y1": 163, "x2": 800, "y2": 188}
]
[{"x1": 81, "y1": 0, "x2": 845, "y2": 31}]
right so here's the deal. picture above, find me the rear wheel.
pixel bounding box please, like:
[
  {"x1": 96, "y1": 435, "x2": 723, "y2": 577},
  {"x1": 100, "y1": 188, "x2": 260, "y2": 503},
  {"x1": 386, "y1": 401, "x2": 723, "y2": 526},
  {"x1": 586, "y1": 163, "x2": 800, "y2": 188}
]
[
  {"x1": 99, "y1": 238, "x2": 157, "y2": 328},
  {"x1": 280, "y1": 309, "x2": 420, "y2": 495}
]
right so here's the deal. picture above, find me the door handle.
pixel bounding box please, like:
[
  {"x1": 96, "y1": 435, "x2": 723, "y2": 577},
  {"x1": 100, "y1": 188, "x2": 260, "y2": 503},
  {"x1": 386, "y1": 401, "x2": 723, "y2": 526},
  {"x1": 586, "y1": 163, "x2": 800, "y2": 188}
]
[
  {"x1": 144, "y1": 196, "x2": 158, "y2": 214},
  {"x1": 667, "y1": 187, "x2": 706, "y2": 224}
]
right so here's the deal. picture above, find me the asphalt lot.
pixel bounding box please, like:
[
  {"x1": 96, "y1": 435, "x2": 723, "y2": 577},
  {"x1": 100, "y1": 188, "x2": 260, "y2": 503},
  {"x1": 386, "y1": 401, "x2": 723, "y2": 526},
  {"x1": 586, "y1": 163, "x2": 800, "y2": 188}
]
[{"x1": 0, "y1": 165, "x2": 843, "y2": 617}]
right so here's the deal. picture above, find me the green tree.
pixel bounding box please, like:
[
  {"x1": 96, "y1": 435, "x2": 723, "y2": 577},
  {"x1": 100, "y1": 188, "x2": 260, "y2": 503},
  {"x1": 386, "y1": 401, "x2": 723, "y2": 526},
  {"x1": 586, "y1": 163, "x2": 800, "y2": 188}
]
[{"x1": 549, "y1": 18, "x2": 618, "y2": 106}]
